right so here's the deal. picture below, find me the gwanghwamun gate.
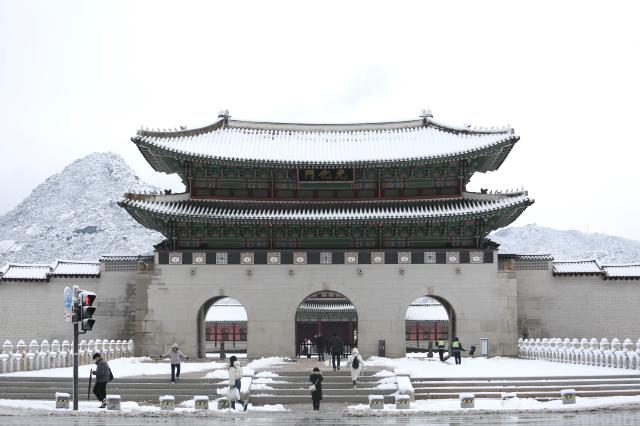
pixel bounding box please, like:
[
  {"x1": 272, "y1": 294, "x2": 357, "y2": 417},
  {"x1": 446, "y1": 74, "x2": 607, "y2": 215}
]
[{"x1": 1, "y1": 111, "x2": 639, "y2": 359}]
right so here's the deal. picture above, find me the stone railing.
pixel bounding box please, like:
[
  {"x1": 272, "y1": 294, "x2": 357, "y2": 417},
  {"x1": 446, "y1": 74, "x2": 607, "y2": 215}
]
[
  {"x1": 518, "y1": 337, "x2": 640, "y2": 370},
  {"x1": 0, "y1": 338, "x2": 134, "y2": 374}
]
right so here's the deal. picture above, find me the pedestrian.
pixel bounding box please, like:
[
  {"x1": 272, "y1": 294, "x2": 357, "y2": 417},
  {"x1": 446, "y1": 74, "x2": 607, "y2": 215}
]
[
  {"x1": 305, "y1": 337, "x2": 312, "y2": 359},
  {"x1": 315, "y1": 333, "x2": 325, "y2": 362},
  {"x1": 437, "y1": 338, "x2": 446, "y2": 362},
  {"x1": 328, "y1": 333, "x2": 344, "y2": 371},
  {"x1": 228, "y1": 355, "x2": 248, "y2": 411},
  {"x1": 91, "y1": 352, "x2": 111, "y2": 408},
  {"x1": 451, "y1": 337, "x2": 466, "y2": 365},
  {"x1": 302, "y1": 337, "x2": 309, "y2": 358},
  {"x1": 309, "y1": 367, "x2": 323, "y2": 410},
  {"x1": 347, "y1": 348, "x2": 364, "y2": 388},
  {"x1": 161, "y1": 343, "x2": 188, "y2": 383}
]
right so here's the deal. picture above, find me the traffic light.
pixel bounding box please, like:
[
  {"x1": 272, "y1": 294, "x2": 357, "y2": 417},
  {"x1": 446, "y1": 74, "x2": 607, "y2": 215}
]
[{"x1": 78, "y1": 290, "x2": 96, "y2": 331}]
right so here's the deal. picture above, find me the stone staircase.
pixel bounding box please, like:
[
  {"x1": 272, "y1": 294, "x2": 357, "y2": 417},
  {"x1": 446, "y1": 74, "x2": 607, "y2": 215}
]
[
  {"x1": 413, "y1": 375, "x2": 640, "y2": 400},
  {"x1": 242, "y1": 368, "x2": 398, "y2": 405}
]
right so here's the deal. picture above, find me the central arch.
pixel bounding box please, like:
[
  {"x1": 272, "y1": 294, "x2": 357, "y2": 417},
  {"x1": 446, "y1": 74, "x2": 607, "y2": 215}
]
[
  {"x1": 295, "y1": 290, "x2": 358, "y2": 358},
  {"x1": 196, "y1": 296, "x2": 248, "y2": 358}
]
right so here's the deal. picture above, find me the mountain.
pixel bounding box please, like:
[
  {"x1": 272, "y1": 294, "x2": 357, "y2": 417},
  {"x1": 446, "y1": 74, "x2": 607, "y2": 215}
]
[
  {"x1": 0, "y1": 152, "x2": 164, "y2": 266},
  {"x1": 491, "y1": 224, "x2": 640, "y2": 264}
]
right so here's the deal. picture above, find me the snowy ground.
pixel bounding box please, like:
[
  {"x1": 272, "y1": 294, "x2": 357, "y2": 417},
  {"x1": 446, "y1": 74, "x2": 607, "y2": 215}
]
[
  {"x1": 345, "y1": 396, "x2": 640, "y2": 416},
  {"x1": 0, "y1": 356, "x2": 285, "y2": 379},
  {"x1": 364, "y1": 356, "x2": 640, "y2": 378},
  {"x1": 0, "y1": 398, "x2": 287, "y2": 416}
]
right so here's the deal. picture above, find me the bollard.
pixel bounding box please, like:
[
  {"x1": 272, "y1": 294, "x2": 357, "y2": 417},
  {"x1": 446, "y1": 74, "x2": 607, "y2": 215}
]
[
  {"x1": 368, "y1": 395, "x2": 384, "y2": 409},
  {"x1": 395, "y1": 394, "x2": 410, "y2": 409},
  {"x1": 56, "y1": 392, "x2": 70, "y2": 409},
  {"x1": 107, "y1": 395, "x2": 122, "y2": 410},
  {"x1": 561, "y1": 389, "x2": 576, "y2": 404},
  {"x1": 160, "y1": 395, "x2": 175, "y2": 410},
  {"x1": 0, "y1": 354, "x2": 8, "y2": 374},
  {"x1": 217, "y1": 397, "x2": 230, "y2": 410},
  {"x1": 460, "y1": 392, "x2": 475, "y2": 408},
  {"x1": 194, "y1": 395, "x2": 209, "y2": 410},
  {"x1": 26, "y1": 352, "x2": 35, "y2": 371},
  {"x1": 11, "y1": 353, "x2": 22, "y2": 372}
]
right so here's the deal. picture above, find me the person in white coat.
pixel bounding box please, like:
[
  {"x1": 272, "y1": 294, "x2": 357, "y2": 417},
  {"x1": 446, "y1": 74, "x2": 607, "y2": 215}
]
[
  {"x1": 228, "y1": 355, "x2": 248, "y2": 411},
  {"x1": 347, "y1": 348, "x2": 364, "y2": 388}
]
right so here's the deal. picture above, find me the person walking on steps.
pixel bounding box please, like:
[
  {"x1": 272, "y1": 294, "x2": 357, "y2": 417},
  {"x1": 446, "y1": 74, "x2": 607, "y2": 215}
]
[
  {"x1": 437, "y1": 339, "x2": 446, "y2": 362},
  {"x1": 161, "y1": 343, "x2": 188, "y2": 383},
  {"x1": 315, "y1": 333, "x2": 325, "y2": 362},
  {"x1": 228, "y1": 355, "x2": 248, "y2": 411},
  {"x1": 452, "y1": 337, "x2": 466, "y2": 365},
  {"x1": 328, "y1": 333, "x2": 344, "y2": 371},
  {"x1": 91, "y1": 352, "x2": 111, "y2": 408},
  {"x1": 347, "y1": 348, "x2": 364, "y2": 388},
  {"x1": 309, "y1": 367, "x2": 323, "y2": 410}
]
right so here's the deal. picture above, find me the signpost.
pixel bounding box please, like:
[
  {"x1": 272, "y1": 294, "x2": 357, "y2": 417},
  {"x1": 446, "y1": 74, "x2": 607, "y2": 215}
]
[{"x1": 63, "y1": 287, "x2": 72, "y2": 323}]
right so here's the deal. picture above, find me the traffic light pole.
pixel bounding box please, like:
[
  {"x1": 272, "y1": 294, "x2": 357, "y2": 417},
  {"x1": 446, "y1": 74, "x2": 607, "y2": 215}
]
[{"x1": 73, "y1": 322, "x2": 79, "y2": 411}]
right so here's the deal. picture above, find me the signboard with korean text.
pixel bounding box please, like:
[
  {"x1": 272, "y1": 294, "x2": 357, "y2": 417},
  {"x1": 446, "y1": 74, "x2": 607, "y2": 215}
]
[{"x1": 297, "y1": 167, "x2": 354, "y2": 182}]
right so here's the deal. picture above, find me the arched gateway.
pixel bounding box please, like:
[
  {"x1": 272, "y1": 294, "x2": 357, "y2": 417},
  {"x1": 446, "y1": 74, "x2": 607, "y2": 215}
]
[
  {"x1": 121, "y1": 111, "x2": 531, "y2": 358},
  {"x1": 295, "y1": 291, "x2": 357, "y2": 357}
]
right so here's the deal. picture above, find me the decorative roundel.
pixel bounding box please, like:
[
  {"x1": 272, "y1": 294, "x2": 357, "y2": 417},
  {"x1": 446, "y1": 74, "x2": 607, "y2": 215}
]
[
  {"x1": 449, "y1": 256, "x2": 458, "y2": 262},
  {"x1": 194, "y1": 256, "x2": 204, "y2": 264},
  {"x1": 170, "y1": 256, "x2": 180, "y2": 263},
  {"x1": 243, "y1": 256, "x2": 252, "y2": 263},
  {"x1": 346, "y1": 256, "x2": 356, "y2": 263},
  {"x1": 400, "y1": 256, "x2": 409, "y2": 263},
  {"x1": 295, "y1": 256, "x2": 305, "y2": 263},
  {"x1": 270, "y1": 256, "x2": 279, "y2": 263},
  {"x1": 472, "y1": 256, "x2": 481, "y2": 262},
  {"x1": 373, "y1": 256, "x2": 382, "y2": 263}
]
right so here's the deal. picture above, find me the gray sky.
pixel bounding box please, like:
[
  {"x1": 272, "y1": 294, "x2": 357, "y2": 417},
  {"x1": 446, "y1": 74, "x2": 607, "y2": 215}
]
[{"x1": 1, "y1": 0, "x2": 639, "y2": 239}]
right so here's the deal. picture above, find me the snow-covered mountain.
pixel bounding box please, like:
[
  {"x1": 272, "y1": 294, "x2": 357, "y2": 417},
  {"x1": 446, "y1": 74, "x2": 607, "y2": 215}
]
[
  {"x1": 0, "y1": 152, "x2": 164, "y2": 266},
  {"x1": 491, "y1": 224, "x2": 640, "y2": 264},
  {"x1": 1, "y1": 153, "x2": 638, "y2": 266}
]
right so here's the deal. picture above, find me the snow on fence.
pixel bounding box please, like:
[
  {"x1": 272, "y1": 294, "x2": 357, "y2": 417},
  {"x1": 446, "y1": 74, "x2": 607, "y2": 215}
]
[
  {"x1": 0, "y1": 338, "x2": 134, "y2": 374},
  {"x1": 518, "y1": 337, "x2": 640, "y2": 370}
]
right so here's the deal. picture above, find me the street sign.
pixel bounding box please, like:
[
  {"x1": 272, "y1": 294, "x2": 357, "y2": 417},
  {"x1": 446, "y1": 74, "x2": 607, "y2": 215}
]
[{"x1": 64, "y1": 287, "x2": 72, "y2": 323}]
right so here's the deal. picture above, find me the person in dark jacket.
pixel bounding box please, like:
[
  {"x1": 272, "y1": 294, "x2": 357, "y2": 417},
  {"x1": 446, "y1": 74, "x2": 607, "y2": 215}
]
[
  {"x1": 437, "y1": 339, "x2": 446, "y2": 362},
  {"x1": 451, "y1": 337, "x2": 466, "y2": 365},
  {"x1": 309, "y1": 367, "x2": 323, "y2": 410},
  {"x1": 315, "y1": 334, "x2": 325, "y2": 362},
  {"x1": 328, "y1": 333, "x2": 344, "y2": 371},
  {"x1": 91, "y1": 352, "x2": 110, "y2": 408}
]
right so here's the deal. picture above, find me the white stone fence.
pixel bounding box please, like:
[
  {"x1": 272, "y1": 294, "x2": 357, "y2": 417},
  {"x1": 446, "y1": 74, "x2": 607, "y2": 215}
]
[
  {"x1": 518, "y1": 337, "x2": 640, "y2": 370},
  {"x1": 0, "y1": 338, "x2": 134, "y2": 374}
]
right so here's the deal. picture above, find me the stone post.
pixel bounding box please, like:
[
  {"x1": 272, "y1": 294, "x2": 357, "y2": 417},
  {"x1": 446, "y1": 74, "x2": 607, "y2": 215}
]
[{"x1": 16, "y1": 340, "x2": 27, "y2": 371}]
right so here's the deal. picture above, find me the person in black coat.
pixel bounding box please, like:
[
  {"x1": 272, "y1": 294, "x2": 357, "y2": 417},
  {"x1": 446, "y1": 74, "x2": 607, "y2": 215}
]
[
  {"x1": 328, "y1": 333, "x2": 344, "y2": 371},
  {"x1": 309, "y1": 367, "x2": 323, "y2": 410},
  {"x1": 315, "y1": 334, "x2": 325, "y2": 362}
]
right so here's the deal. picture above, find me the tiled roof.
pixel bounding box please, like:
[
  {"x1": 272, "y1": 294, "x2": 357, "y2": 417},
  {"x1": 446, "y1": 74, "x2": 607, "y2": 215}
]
[
  {"x1": 405, "y1": 303, "x2": 449, "y2": 321},
  {"x1": 100, "y1": 255, "x2": 154, "y2": 263},
  {"x1": 134, "y1": 116, "x2": 518, "y2": 167},
  {"x1": 205, "y1": 303, "x2": 248, "y2": 322},
  {"x1": 297, "y1": 302, "x2": 357, "y2": 313},
  {"x1": 602, "y1": 264, "x2": 640, "y2": 279},
  {"x1": 52, "y1": 260, "x2": 100, "y2": 277},
  {"x1": 553, "y1": 260, "x2": 602, "y2": 276},
  {"x1": 0, "y1": 264, "x2": 52, "y2": 281},
  {"x1": 119, "y1": 191, "x2": 532, "y2": 223}
]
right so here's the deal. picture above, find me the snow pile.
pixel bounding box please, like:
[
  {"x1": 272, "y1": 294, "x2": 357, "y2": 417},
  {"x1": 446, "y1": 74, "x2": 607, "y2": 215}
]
[
  {"x1": 247, "y1": 357, "x2": 287, "y2": 370},
  {"x1": 344, "y1": 396, "x2": 640, "y2": 416},
  {"x1": 491, "y1": 224, "x2": 640, "y2": 263},
  {"x1": 0, "y1": 357, "x2": 226, "y2": 378},
  {"x1": 255, "y1": 371, "x2": 280, "y2": 378},
  {"x1": 252, "y1": 377, "x2": 287, "y2": 384},
  {"x1": 0, "y1": 152, "x2": 164, "y2": 266},
  {"x1": 0, "y1": 398, "x2": 288, "y2": 415},
  {"x1": 364, "y1": 356, "x2": 640, "y2": 378}
]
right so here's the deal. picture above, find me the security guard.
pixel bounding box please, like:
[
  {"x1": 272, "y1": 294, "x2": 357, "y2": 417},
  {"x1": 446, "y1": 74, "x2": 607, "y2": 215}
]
[
  {"x1": 437, "y1": 339, "x2": 446, "y2": 362},
  {"x1": 451, "y1": 337, "x2": 466, "y2": 364}
]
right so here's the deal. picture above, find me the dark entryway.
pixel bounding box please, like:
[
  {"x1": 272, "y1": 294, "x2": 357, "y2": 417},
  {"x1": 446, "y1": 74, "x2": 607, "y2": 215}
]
[{"x1": 295, "y1": 291, "x2": 358, "y2": 357}]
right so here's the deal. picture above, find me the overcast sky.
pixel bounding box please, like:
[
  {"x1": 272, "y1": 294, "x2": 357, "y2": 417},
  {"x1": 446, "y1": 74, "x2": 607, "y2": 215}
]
[{"x1": 1, "y1": 0, "x2": 639, "y2": 239}]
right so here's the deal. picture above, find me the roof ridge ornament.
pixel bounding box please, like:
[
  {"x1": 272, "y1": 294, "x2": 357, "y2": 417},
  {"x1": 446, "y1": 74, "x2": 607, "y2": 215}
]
[
  {"x1": 218, "y1": 109, "x2": 231, "y2": 127},
  {"x1": 420, "y1": 108, "x2": 433, "y2": 125}
]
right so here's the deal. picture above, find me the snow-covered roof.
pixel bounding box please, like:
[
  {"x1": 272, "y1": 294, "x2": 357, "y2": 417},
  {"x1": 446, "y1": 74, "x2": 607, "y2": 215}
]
[
  {"x1": 100, "y1": 255, "x2": 154, "y2": 263},
  {"x1": 553, "y1": 260, "x2": 602, "y2": 276},
  {"x1": 52, "y1": 260, "x2": 100, "y2": 277},
  {"x1": 120, "y1": 191, "x2": 532, "y2": 223},
  {"x1": 0, "y1": 264, "x2": 52, "y2": 281},
  {"x1": 602, "y1": 264, "x2": 640, "y2": 279},
  {"x1": 134, "y1": 115, "x2": 518, "y2": 168},
  {"x1": 205, "y1": 302, "x2": 248, "y2": 322},
  {"x1": 405, "y1": 303, "x2": 449, "y2": 322}
]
